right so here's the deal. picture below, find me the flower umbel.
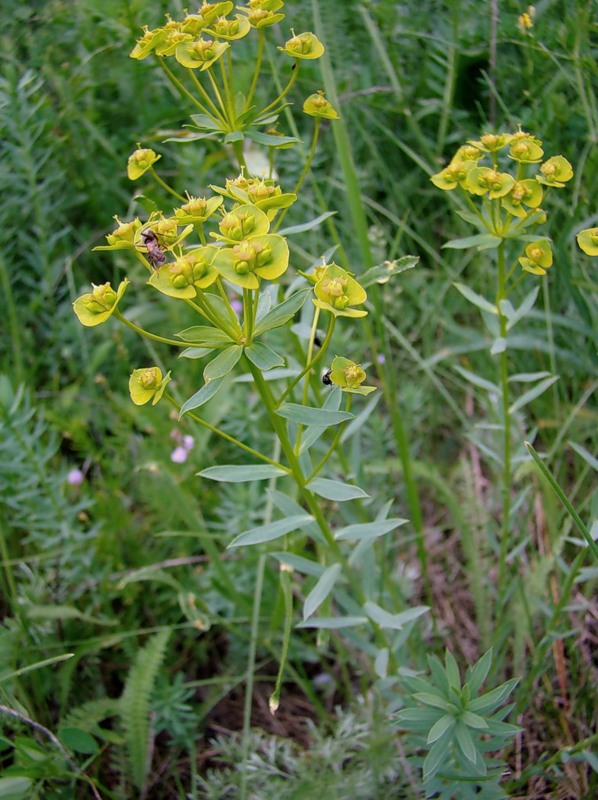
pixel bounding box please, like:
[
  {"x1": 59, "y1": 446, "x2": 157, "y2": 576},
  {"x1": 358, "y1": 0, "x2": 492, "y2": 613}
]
[
  {"x1": 327, "y1": 356, "x2": 376, "y2": 396},
  {"x1": 313, "y1": 264, "x2": 367, "y2": 318},
  {"x1": 518, "y1": 240, "x2": 553, "y2": 275}
]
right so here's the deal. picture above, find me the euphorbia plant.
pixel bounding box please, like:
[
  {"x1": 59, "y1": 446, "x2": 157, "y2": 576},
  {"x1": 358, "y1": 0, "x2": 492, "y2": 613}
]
[
  {"x1": 431, "y1": 129, "x2": 573, "y2": 616},
  {"x1": 74, "y1": 1, "x2": 424, "y2": 716}
]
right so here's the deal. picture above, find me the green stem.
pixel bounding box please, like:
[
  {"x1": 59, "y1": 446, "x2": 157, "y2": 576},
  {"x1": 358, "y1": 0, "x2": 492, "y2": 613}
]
[
  {"x1": 307, "y1": 394, "x2": 352, "y2": 482},
  {"x1": 149, "y1": 167, "x2": 186, "y2": 202},
  {"x1": 165, "y1": 394, "x2": 289, "y2": 471},
  {"x1": 219, "y1": 56, "x2": 235, "y2": 125},
  {"x1": 496, "y1": 240, "x2": 512, "y2": 593},
  {"x1": 206, "y1": 68, "x2": 229, "y2": 123},
  {"x1": 239, "y1": 553, "x2": 266, "y2": 800},
  {"x1": 158, "y1": 58, "x2": 215, "y2": 116},
  {"x1": 273, "y1": 120, "x2": 320, "y2": 233},
  {"x1": 247, "y1": 360, "x2": 390, "y2": 662},
  {"x1": 277, "y1": 314, "x2": 335, "y2": 406},
  {"x1": 114, "y1": 311, "x2": 188, "y2": 347},
  {"x1": 258, "y1": 61, "x2": 300, "y2": 117},
  {"x1": 186, "y1": 68, "x2": 227, "y2": 124},
  {"x1": 268, "y1": 568, "x2": 293, "y2": 713},
  {"x1": 245, "y1": 29, "x2": 265, "y2": 111}
]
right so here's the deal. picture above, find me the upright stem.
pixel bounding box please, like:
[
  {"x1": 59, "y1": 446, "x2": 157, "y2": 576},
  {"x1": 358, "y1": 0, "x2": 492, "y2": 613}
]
[{"x1": 496, "y1": 241, "x2": 512, "y2": 592}]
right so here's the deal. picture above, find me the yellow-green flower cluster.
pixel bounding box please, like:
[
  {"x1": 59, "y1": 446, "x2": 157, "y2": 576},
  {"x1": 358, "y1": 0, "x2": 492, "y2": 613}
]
[
  {"x1": 431, "y1": 128, "x2": 574, "y2": 277},
  {"x1": 326, "y1": 356, "x2": 376, "y2": 396}
]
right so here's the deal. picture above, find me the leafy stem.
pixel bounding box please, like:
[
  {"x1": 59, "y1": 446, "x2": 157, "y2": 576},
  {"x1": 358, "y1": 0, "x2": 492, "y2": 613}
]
[{"x1": 113, "y1": 310, "x2": 188, "y2": 347}]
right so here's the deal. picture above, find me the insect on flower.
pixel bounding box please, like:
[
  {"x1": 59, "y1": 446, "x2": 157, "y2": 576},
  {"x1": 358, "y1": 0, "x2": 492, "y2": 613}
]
[
  {"x1": 141, "y1": 228, "x2": 167, "y2": 268},
  {"x1": 322, "y1": 369, "x2": 332, "y2": 386}
]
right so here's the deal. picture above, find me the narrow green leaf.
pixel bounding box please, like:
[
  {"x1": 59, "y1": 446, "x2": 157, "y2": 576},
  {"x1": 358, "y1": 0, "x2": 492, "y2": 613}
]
[
  {"x1": 254, "y1": 289, "x2": 311, "y2": 335},
  {"x1": 422, "y1": 736, "x2": 451, "y2": 781},
  {"x1": 199, "y1": 464, "x2": 288, "y2": 482},
  {"x1": 276, "y1": 403, "x2": 354, "y2": 427},
  {"x1": 413, "y1": 692, "x2": 454, "y2": 712},
  {"x1": 246, "y1": 130, "x2": 300, "y2": 147},
  {"x1": 270, "y1": 552, "x2": 325, "y2": 578},
  {"x1": 303, "y1": 563, "x2": 342, "y2": 620},
  {"x1": 455, "y1": 722, "x2": 478, "y2": 764},
  {"x1": 453, "y1": 366, "x2": 500, "y2": 395},
  {"x1": 179, "y1": 347, "x2": 215, "y2": 359},
  {"x1": 525, "y1": 442, "x2": 598, "y2": 558},
  {"x1": 461, "y1": 710, "x2": 489, "y2": 730},
  {"x1": 453, "y1": 283, "x2": 498, "y2": 315},
  {"x1": 180, "y1": 376, "x2": 224, "y2": 416},
  {"x1": 426, "y1": 714, "x2": 455, "y2": 744},
  {"x1": 228, "y1": 514, "x2": 313, "y2": 548},
  {"x1": 244, "y1": 342, "x2": 285, "y2": 371},
  {"x1": 444, "y1": 650, "x2": 461, "y2": 691},
  {"x1": 466, "y1": 648, "x2": 493, "y2": 695},
  {"x1": 278, "y1": 211, "x2": 337, "y2": 236},
  {"x1": 505, "y1": 286, "x2": 539, "y2": 330},
  {"x1": 203, "y1": 346, "x2": 243, "y2": 382},
  {"x1": 509, "y1": 375, "x2": 559, "y2": 414},
  {"x1": 364, "y1": 600, "x2": 429, "y2": 629},
  {"x1": 508, "y1": 371, "x2": 552, "y2": 383},
  {"x1": 490, "y1": 336, "x2": 507, "y2": 354},
  {"x1": 176, "y1": 325, "x2": 233, "y2": 345},
  {"x1": 335, "y1": 518, "x2": 408, "y2": 541},
  {"x1": 444, "y1": 233, "x2": 501, "y2": 250},
  {"x1": 569, "y1": 441, "x2": 598, "y2": 472},
  {"x1": 295, "y1": 616, "x2": 367, "y2": 629},
  {"x1": 306, "y1": 477, "x2": 369, "y2": 501},
  {"x1": 467, "y1": 678, "x2": 519, "y2": 714}
]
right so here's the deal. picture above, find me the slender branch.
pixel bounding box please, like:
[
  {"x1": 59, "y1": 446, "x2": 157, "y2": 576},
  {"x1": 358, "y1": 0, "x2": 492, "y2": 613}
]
[
  {"x1": 114, "y1": 311, "x2": 188, "y2": 347},
  {"x1": 273, "y1": 119, "x2": 321, "y2": 232},
  {"x1": 149, "y1": 167, "x2": 186, "y2": 202},
  {"x1": 0, "y1": 705, "x2": 103, "y2": 800}
]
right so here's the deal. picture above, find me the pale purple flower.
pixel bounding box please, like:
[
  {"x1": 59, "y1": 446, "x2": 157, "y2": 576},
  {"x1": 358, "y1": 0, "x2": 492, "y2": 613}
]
[
  {"x1": 182, "y1": 435, "x2": 195, "y2": 451},
  {"x1": 67, "y1": 468, "x2": 84, "y2": 486},
  {"x1": 231, "y1": 299, "x2": 243, "y2": 315},
  {"x1": 170, "y1": 446, "x2": 188, "y2": 464},
  {"x1": 377, "y1": 353, "x2": 386, "y2": 364}
]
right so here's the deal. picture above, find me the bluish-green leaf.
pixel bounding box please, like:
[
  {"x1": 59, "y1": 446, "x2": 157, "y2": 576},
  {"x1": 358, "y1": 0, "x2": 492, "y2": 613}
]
[
  {"x1": 254, "y1": 289, "x2": 311, "y2": 335},
  {"x1": 246, "y1": 130, "x2": 300, "y2": 147},
  {"x1": 509, "y1": 375, "x2": 559, "y2": 414},
  {"x1": 303, "y1": 563, "x2": 342, "y2": 620},
  {"x1": 203, "y1": 346, "x2": 243, "y2": 382},
  {"x1": 278, "y1": 211, "x2": 336, "y2": 236},
  {"x1": 176, "y1": 325, "x2": 233, "y2": 345},
  {"x1": 199, "y1": 464, "x2": 288, "y2": 482},
  {"x1": 364, "y1": 601, "x2": 429, "y2": 629},
  {"x1": 453, "y1": 283, "x2": 498, "y2": 314},
  {"x1": 453, "y1": 366, "x2": 500, "y2": 395},
  {"x1": 335, "y1": 518, "x2": 408, "y2": 541},
  {"x1": 295, "y1": 616, "x2": 367, "y2": 629},
  {"x1": 306, "y1": 477, "x2": 369, "y2": 501},
  {"x1": 276, "y1": 403, "x2": 354, "y2": 427},
  {"x1": 0, "y1": 777, "x2": 33, "y2": 799},
  {"x1": 179, "y1": 347, "x2": 215, "y2": 360},
  {"x1": 427, "y1": 714, "x2": 455, "y2": 744},
  {"x1": 444, "y1": 233, "x2": 501, "y2": 250},
  {"x1": 228, "y1": 514, "x2": 313, "y2": 548},
  {"x1": 180, "y1": 376, "x2": 224, "y2": 416},
  {"x1": 244, "y1": 342, "x2": 285, "y2": 371},
  {"x1": 270, "y1": 552, "x2": 325, "y2": 578}
]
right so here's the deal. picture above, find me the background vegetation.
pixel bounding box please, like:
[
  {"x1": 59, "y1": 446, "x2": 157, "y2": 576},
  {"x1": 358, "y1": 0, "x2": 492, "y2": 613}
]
[{"x1": 0, "y1": 0, "x2": 596, "y2": 798}]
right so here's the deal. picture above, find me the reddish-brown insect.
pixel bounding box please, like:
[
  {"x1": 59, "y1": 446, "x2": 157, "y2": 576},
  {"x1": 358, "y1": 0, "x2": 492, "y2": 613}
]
[{"x1": 141, "y1": 228, "x2": 167, "y2": 268}]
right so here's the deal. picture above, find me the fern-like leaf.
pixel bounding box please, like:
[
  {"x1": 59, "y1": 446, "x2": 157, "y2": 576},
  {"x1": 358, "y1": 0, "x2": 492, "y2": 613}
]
[{"x1": 121, "y1": 629, "x2": 171, "y2": 792}]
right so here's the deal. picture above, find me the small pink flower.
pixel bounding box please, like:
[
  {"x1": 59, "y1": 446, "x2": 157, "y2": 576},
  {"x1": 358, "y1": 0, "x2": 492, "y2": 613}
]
[
  {"x1": 67, "y1": 468, "x2": 84, "y2": 486},
  {"x1": 171, "y1": 446, "x2": 188, "y2": 463},
  {"x1": 183, "y1": 435, "x2": 195, "y2": 451}
]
